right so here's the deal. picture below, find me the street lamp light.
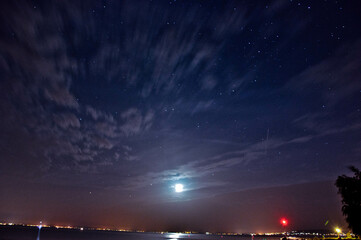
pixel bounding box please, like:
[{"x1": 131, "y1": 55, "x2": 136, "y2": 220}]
[
  {"x1": 335, "y1": 228, "x2": 341, "y2": 239},
  {"x1": 37, "y1": 221, "x2": 42, "y2": 240}
]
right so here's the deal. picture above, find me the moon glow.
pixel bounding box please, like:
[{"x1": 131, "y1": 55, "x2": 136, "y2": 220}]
[{"x1": 175, "y1": 184, "x2": 184, "y2": 193}]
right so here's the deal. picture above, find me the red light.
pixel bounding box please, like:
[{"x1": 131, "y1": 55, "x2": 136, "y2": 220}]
[{"x1": 280, "y1": 218, "x2": 288, "y2": 227}]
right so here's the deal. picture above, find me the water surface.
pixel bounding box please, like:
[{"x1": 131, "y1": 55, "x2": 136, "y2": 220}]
[{"x1": 0, "y1": 226, "x2": 281, "y2": 240}]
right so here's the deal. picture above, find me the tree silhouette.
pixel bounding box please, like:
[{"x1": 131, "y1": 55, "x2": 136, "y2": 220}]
[{"x1": 335, "y1": 166, "x2": 361, "y2": 236}]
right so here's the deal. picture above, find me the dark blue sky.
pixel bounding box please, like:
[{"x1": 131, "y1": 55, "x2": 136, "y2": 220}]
[{"x1": 0, "y1": 0, "x2": 360, "y2": 233}]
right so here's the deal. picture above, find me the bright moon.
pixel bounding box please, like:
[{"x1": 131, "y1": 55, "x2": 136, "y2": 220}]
[{"x1": 175, "y1": 184, "x2": 184, "y2": 193}]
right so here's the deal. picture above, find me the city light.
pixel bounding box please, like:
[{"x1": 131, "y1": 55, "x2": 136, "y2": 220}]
[
  {"x1": 335, "y1": 227, "x2": 342, "y2": 239},
  {"x1": 1, "y1": 222, "x2": 350, "y2": 237}
]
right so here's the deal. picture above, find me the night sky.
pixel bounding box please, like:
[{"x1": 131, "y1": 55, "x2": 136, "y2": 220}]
[{"x1": 1, "y1": 0, "x2": 361, "y2": 233}]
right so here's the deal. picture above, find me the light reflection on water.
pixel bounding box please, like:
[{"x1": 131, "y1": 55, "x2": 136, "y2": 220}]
[
  {"x1": 0, "y1": 226, "x2": 284, "y2": 240},
  {"x1": 167, "y1": 233, "x2": 181, "y2": 239}
]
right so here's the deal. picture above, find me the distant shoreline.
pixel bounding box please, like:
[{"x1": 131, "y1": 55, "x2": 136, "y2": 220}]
[{"x1": 0, "y1": 224, "x2": 354, "y2": 238}]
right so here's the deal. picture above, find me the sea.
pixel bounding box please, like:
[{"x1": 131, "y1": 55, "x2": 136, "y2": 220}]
[{"x1": 0, "y1": 226, "x2": 282, "y2": 240}]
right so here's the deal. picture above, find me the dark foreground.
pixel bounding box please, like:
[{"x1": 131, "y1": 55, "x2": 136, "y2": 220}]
[{"x1": 0, "y1": 226, "x2": 280, "y2": 240}]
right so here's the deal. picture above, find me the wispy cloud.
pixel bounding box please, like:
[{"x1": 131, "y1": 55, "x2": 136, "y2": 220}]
[
  {"x1": 287, "y1": 39, "x2": 361, "y2": 106},
  {"x1": 0, "y1": 0, "x2": 360, "y2": 201}
]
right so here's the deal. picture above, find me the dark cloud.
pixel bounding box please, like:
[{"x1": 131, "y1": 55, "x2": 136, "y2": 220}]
[
  {"x1": 44, "y1": 87, "x2": 79, "y2": 109},
  {"x1": 120, "y1": 108, "x2": 154, "y2": 136},
  {"x1": 53, "y1": 113, "x2": 81, "y2": 129}
]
